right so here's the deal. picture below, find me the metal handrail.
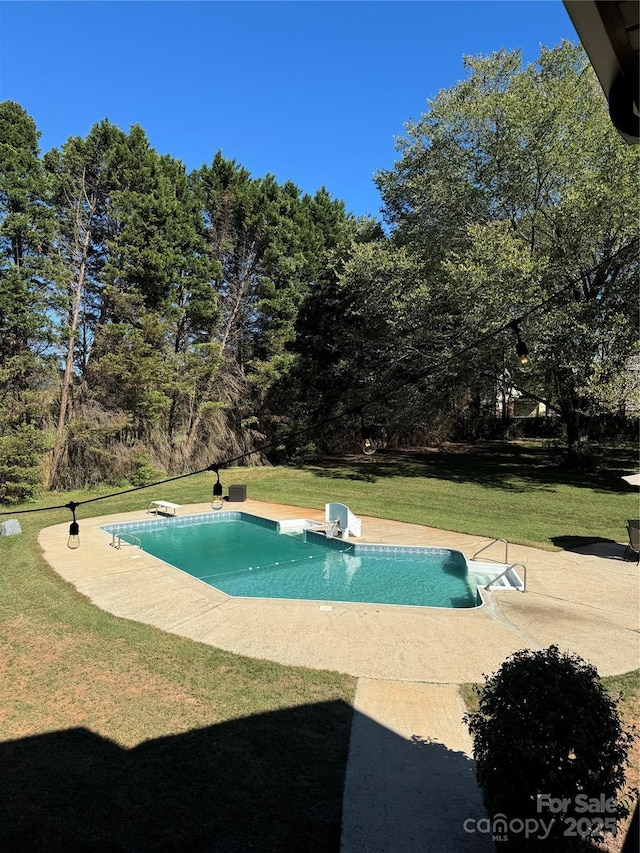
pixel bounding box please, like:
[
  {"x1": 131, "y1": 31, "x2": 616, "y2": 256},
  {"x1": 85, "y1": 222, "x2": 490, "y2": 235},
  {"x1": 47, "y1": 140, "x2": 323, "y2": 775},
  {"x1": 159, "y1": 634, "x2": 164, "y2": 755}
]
[
  {"x1": 484, "y1": 562, "x2": 527, "y2": 593},
  {"x1": 472, "y1": 537, "x2": 509, "y2": 564},
  {"x1": 110, "y1": 530, "x2": 141, "y2": 550}
]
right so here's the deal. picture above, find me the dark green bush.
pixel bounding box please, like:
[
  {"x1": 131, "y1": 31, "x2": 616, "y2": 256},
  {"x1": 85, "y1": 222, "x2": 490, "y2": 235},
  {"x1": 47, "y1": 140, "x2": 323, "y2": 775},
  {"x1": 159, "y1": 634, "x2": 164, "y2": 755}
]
[
  {"x1": 465, "y1": 645, "x2": 635, "y2": 850},
  {"x1": 0, "y1": 423, "x2": 47, "y2": 504}
]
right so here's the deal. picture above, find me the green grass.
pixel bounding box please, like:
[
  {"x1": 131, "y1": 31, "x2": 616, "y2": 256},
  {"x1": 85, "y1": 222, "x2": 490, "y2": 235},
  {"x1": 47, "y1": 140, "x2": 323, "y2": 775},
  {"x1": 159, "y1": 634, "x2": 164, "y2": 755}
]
[
  {"x1": 0, "y1": 482, "x2": 355, "y2": 851},
  {"x1": 1, "y1": 442, "x2": 638, "y2": 849},
  {"x1": 139, "y1": 440, "x2": 636, "y2": 550}
]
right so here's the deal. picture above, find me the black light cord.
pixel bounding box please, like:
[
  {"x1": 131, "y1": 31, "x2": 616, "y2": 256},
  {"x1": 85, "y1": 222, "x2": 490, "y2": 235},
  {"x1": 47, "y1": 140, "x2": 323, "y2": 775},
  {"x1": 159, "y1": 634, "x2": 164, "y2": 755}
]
[
  {"x1": 0, "y1": 466, "x2": 216, "y2": 516},
  {"x1": 0, "y1": 236, "x2": 636, "y2": 520}
]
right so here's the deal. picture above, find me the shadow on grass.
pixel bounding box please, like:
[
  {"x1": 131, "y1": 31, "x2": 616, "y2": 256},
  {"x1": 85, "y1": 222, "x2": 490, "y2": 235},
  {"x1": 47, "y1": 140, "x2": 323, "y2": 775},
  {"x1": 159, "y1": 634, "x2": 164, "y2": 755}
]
[
  {"x1": 1, "y1": 700, "x2": 353, "y2": 852},
  {"x1": 0, "y1": 699, "x2": 497, "y2": 853},
  {"x1": 305, "y1": 444, "x2": 640, "y2": 495},
  {"x1": 4, "y1": 695, "x2": 633, "y2": 853},
  {"x1": 549, "y1": 535, "x2": 632, "y2": 561}
]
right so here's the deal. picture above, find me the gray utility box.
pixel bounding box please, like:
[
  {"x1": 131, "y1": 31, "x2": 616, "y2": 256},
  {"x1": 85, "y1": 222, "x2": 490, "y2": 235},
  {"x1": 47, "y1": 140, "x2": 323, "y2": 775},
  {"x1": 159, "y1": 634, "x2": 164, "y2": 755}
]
[{"x1": 228, "y1": 484, "x2": 247, "y2": 502}]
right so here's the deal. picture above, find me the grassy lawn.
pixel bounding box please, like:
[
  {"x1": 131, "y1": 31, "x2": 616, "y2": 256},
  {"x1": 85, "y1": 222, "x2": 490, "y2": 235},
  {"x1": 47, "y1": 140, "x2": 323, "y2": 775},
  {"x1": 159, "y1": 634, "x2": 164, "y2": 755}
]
[
  {"x1": 1, "y1": 486, "x2": 355, "y2": 850},
  {"x1": 1, "y1": 442, "x2": 638, "y2": 849},
  {"x1": 224, "y1": 443, "x2": 639, "y2": 549}
]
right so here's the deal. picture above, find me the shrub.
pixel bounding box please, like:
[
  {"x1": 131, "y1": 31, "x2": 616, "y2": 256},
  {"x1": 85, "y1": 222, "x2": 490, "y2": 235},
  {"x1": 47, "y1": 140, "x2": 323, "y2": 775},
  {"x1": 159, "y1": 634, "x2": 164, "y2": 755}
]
[
  {"x1": 465, "y1": 645, "x2": 636, "y2": 850},
  {"x1": 0, "y1": 423, "x2": 47, "y2": 504},
  {"x1": 129, "y1": 450, "x2": 164, "y2": 487}
]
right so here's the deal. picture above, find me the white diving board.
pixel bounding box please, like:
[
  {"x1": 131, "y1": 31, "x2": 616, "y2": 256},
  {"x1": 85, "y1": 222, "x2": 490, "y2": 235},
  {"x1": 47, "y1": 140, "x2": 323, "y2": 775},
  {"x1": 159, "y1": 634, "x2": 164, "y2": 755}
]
[{"x1": 148, "y1": 500, "x2": 182, "y2": 516}]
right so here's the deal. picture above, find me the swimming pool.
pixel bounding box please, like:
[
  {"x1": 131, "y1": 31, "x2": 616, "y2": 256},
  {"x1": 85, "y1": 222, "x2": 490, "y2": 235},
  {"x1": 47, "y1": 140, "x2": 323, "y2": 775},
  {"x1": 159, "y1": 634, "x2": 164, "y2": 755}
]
[{"x1": 102, "y1": 512, "x2": 507, "y2": 609}]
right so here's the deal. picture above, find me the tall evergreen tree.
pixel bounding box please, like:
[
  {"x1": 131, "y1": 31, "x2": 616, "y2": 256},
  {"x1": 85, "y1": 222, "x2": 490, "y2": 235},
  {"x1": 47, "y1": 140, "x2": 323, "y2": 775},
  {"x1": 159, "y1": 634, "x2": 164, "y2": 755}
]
[
  {"x1": 91, "y1": 139, "x2": 223, "y2": 468},
  {"x1": 0, "y1": 101, "x2": 55, "y2": 418},
  {"x1": 185, "y1": 155, "x2": 330, "y2": 459},
  {"x1": 0, "y1": 101, "x2": 54, "y2": 499},
  {"x1": 288, "y1": 210, "x2": 386, "y2": 448}
]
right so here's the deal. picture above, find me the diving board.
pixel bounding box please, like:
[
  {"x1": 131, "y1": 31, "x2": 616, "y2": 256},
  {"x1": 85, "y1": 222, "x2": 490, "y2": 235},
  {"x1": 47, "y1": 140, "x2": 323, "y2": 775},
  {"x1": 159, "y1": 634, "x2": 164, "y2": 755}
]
[{"x1": 147, "y1": 500, "x2": 181, "y2": 516}]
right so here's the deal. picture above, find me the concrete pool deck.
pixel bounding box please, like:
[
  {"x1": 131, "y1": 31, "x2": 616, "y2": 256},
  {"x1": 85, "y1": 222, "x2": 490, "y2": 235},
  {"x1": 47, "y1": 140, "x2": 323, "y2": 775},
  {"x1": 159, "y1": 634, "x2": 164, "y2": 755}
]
[
  {"x1": 38, "y1": 498, "x2": 639, "y2": 682},
  {"x1": 38, "y1": 499, "x2": 639, "y2": 853}
]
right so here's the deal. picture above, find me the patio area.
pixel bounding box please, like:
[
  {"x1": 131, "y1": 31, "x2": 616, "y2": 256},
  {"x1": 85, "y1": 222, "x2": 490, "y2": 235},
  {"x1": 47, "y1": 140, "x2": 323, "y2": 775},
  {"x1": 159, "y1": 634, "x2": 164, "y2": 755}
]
[{"x1": 38, "y1": 498, "x2": 640, "y2": 682}]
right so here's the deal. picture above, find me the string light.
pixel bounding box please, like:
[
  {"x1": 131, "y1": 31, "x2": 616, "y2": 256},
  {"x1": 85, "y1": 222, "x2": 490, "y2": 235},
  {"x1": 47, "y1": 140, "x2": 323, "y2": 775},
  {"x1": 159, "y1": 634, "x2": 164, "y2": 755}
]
[
  {"x1": 66, "y1": 501, "x2": 80, "y2": 549},
  {"x1": 0, "y1": 239, "x2": 635, "y2": 532},
  {"x1": 210, "y1": 466, "x2": 224, "y2": 510},
  {"x1": 360, "y1": 412, "x2": 376, "y2": 456},
  {"x1": 510, "y1": 322, "x2": 533, "y2": 373}
]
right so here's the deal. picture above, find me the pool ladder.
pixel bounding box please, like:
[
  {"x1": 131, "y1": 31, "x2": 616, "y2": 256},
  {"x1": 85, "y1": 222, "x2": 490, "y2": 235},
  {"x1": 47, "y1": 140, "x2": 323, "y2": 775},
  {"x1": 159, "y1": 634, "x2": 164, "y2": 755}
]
[
  {"x1": 110, "y1": 530, "x2": 141, "y2": 550},
  {"x1": 472, "y1": 537, "x2": 509, "y2": 564},
  {"x1": 483, "y1": 561, "x2": 527, "y2": 592},
  {"x1": 471, "y1": 538, "x2": 527, "y2": 592}
]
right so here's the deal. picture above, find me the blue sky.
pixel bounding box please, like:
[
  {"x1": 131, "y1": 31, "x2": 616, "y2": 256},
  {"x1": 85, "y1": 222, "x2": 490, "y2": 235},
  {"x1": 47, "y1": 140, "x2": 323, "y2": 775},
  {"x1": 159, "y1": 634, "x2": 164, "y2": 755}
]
[{"x1": 0, "y1": 1, "x2": 580, "y2": 218}]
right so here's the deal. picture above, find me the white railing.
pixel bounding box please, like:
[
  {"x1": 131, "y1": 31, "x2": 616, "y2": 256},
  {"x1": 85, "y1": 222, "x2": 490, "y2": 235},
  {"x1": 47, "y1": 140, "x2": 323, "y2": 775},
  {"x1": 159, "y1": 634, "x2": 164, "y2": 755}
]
[
  {"x1": 472, "y1": 537, "x2": 509, "y2": 564},
  {"x1": 110, "y1": 530, "x2": 141, "y2": 550},
  {"x1": 484, "y1": 561, "x2": 527, "y2": 593}
]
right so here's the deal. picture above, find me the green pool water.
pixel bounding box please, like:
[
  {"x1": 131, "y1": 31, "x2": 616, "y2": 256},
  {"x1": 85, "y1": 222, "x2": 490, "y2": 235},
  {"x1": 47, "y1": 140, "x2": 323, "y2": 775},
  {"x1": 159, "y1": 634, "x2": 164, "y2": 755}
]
[{"x1": 103, "y1": 513, "x2": 485, "y2": 608}]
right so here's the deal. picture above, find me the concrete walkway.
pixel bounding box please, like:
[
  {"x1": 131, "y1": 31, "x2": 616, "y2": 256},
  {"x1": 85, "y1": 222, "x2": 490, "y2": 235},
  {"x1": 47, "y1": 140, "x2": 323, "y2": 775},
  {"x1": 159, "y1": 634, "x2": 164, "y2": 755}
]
[
  {"x1": 38, "y1": 499, "x2": 640, "y2": 852},
  {"x1": 341, "y1": 680, "x2": 493, "y2": 852}
]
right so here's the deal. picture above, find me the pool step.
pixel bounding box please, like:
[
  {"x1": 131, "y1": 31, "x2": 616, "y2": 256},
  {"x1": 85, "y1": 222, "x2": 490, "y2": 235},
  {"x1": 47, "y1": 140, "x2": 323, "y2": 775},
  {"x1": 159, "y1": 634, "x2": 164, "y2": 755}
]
[
  {"x1": 467, "y1": 560, "x2": 525, "y2": 591},
  {"x1": 276, "y1": 518, "x2": 325, "y2": 535}
]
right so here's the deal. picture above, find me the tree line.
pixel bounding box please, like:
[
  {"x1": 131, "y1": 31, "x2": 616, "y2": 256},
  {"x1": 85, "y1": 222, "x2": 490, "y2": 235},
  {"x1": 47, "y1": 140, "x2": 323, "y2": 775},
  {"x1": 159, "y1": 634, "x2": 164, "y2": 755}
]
[{"x1": 1, "y1": 42, "x2": 638, "y2": 502}]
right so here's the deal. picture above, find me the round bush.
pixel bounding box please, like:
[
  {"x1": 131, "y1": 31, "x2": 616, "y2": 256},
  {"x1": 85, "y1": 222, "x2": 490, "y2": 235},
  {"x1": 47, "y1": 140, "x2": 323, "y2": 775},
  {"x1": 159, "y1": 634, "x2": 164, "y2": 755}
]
[{"x1": 465, "y1": 645, "x2": 635, "y2": 849}]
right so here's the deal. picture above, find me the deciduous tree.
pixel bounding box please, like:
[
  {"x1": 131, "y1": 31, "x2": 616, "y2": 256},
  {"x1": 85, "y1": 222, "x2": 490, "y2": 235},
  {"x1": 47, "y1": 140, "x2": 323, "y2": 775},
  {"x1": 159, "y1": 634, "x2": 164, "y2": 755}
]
[
  {"x1": 376, "y1": 42, "x2": 640, "y2": 453},
  {"x1": 44, "y1": 120, "x2": 125, "y2": 486}
]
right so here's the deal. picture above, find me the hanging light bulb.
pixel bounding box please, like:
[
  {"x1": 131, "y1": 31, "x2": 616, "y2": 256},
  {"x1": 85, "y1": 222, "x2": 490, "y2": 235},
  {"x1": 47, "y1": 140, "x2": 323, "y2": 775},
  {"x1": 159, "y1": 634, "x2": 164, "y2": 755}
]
[
  {"x1": 68, "y1": 520, "x2": 80, "y2": 549},
  {"x1": 211, "y1": 466, "x2": 224, "y2": 510},
  {"x1": 66, "y1": 501, "x2": 80, "y2": 549},
  {"x1": 360, "y1": 414, "x2": 376, "y2": 455},
  {"x1": 361, "y1": 435, "x2": 376, "y2": 455},
  {"x1": 516, "y1": 339, "x2": 533, "y2": 374},
  {"x1": 511, "y1": 322, "x2": 533, "y2": 373}
]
